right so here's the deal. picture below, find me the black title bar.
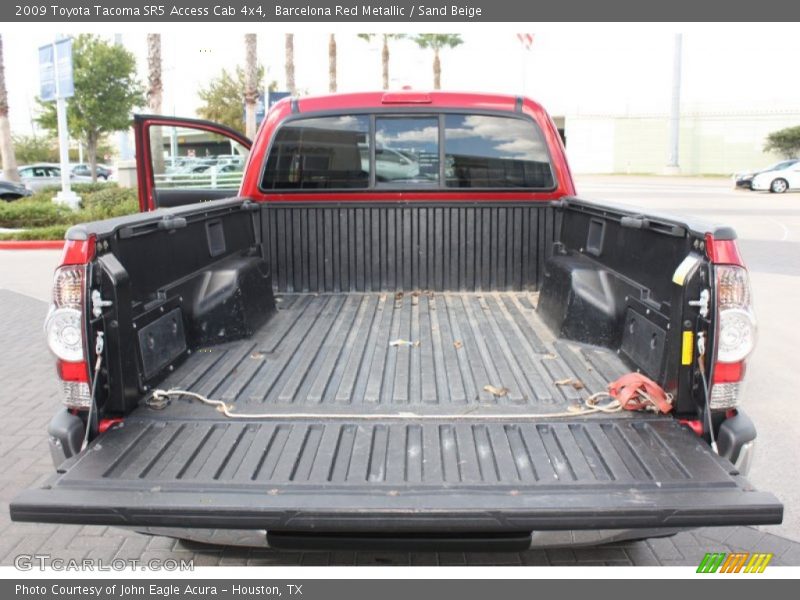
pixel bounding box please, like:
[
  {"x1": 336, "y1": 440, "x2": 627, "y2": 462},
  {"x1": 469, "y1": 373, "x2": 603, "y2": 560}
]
[
  {"x1": 4, "y1": 579, "x2": 799, "y2": 599},
  {"x1": 4, "y1": 0, "x2": 800, "y2": 22}
]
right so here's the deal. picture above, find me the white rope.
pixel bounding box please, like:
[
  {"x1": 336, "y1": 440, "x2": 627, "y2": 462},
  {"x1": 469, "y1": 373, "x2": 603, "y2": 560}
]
[{"x1": 146, "y1": 388, "x2": 627, "y2": 421}]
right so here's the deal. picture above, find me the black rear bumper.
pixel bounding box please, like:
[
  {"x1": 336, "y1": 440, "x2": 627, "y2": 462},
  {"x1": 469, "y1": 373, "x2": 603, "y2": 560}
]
[
  {"x1": 11, "y1": 416, "x2": 783, "y2": 532},
  {"x1": 12, "y1": 483, "x2": 782, "y2": 531}
]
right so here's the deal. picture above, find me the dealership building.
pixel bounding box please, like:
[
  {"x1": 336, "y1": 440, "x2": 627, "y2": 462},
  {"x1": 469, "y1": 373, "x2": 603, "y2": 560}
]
[{"x1": 562, "y1": 106, "x2": 800, "y2": 175}]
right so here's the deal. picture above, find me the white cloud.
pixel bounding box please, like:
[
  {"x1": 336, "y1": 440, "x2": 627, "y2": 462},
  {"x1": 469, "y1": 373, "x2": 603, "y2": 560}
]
[
  {"x1": 376, "y1": 125, "x2": 438, "y2": 146},
  {"x1": 446, "y1": 115, "x2": 547, "y2": 160}
]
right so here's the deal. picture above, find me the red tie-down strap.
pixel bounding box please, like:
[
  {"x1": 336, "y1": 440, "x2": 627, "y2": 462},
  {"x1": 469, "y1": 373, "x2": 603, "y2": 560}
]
[{"x1": 607, "y1": 373, "x2": 674, "y2": 414}]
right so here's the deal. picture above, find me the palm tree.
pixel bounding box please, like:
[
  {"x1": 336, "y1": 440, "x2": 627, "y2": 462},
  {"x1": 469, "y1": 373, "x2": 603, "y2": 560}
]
[
  {"x1": 244, "y1": 33, "x2": 258, "y2": 138},
  {"x1": 146, "y1": 33, "x2": 164, "y2": 177},
  {"x1": 357, "y1": 34, "x2": 406, "y2": 89},
  {"x1": 328, "y1": 34, "x2": 337, "y2": 93},
  {"x1": 285, "y1": 34, "x2": 296, "y2": 95},
  {"x1": 0, "y1": 34, "x2": 20, "y2": 183},
  {"x1": 412, "y1": 34, "x2": 464, "y2": 90}
]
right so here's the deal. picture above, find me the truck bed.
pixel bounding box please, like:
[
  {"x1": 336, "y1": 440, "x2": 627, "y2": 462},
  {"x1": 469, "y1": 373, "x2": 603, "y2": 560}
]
[
  {"x1": 13, "y1": 205, "x2": 784, "y2": 534},
  {"x1": 151, "y1": 291, "x2": 630, "y2": 418},
  {"x1": 18, "y1": 297, "x2": 780, "y2": 531}
]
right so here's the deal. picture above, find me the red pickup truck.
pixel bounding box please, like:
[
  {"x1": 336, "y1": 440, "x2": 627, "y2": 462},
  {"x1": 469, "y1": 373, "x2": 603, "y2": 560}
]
[{"x1": 11, "y1": 92, "x2": 782, "y2": 552}]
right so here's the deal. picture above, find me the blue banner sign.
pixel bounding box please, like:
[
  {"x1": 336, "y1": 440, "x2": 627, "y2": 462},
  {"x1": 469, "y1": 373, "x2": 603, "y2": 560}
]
[
  {"x1": 39, "y1": 38, "x2": 74, "y2": 101},
  {"x1": 267, "y1": 91, "x2": 291, "y2": 108}
]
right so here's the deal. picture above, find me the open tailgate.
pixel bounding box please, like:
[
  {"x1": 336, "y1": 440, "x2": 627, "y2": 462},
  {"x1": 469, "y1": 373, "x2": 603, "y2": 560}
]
[{"x1": 11, "y1": 416, "x2": 782, "y2": 531}]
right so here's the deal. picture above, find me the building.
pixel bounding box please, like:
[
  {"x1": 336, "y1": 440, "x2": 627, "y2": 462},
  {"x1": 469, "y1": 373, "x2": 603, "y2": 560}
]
[{"x1": 564, "y1": 107, "x2": 800, "y2": 175}]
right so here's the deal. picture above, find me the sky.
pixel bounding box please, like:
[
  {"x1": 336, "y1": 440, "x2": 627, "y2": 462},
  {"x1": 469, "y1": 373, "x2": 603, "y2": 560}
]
[{"x1": 3, "y1": 24, "x2": 800, "y2": 137}]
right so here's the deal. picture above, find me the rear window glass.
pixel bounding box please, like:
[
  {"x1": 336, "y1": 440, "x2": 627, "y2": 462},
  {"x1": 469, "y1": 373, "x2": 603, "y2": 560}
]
[
  {"x1": 261, "y1": 113, "x2": 555, "y2": 191},
  {"x1": 375, "y1": 117, "x2": 439, "y2": 187},
  {"x1": 262, "y1": 115, "x2": 370, "y2": 189},
  {"x1": 444, "y1": 115, "x2": 554, "y2": 188}
]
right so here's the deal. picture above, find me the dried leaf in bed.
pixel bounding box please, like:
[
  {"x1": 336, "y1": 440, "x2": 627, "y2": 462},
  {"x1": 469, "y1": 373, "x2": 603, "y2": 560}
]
[{"x1": 483, "y1": 384, "x2": 509, "y2": 397}]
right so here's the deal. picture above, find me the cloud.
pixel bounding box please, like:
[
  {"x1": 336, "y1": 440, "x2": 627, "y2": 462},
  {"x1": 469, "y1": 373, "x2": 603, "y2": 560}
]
[
  {"x1": 376, "y1": 125, "x2": 438, "y2": 146},
  {"x1": 445, "y1": 115, "x2": 548, "y2": 160},
  {"x1": 299, "y1": 115, "x2": 367, "y2": 132}
]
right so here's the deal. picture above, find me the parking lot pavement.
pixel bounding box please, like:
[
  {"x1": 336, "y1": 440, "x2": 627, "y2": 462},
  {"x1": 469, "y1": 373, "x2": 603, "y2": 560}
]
[
  {"x1": 1, "y1": 178, "x2": 799, "y2": 566},
  {"x1": 0, "y1": 250, "x2": 61, "y2": 303}
]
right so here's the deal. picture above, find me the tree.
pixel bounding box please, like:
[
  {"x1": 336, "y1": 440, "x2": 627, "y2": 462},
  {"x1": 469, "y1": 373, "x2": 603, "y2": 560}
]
[
  {"x1": 37, "y1": 34, "x2": 144, "y2": 182},
  {"x1": 412, "y1": 34, "x2": 464, "y2": 90},
  {"x1": 0, "y1": 34, "x2": 20, "y2": 182},
  {"x1": 12, "y1": 135, "x2": 57, "y2": 163},
  {"x1": 357, "y1": 34, "x2": 406, "y2": 89},
  {"x1": 764, "y1": 126, "x2": 800, "y2": 159},
  {"x1": 197, "y1": 65, "x2": 273, "y2": 133},
  {"x1": 11, "y1": 134, "x2": 114, "y2": 164},
  {"x1": 147, "y1": 33, "x2": 164, "y2": 175},
  {"x1": 285, "y1": 34, "x2": 296, "y2": 95},
  {"x1": 244, "y1": 34, "x2": 258, "y2": 139},
  {"x1": 328, "y1": 34, "x2": 337, "y2": 93}
]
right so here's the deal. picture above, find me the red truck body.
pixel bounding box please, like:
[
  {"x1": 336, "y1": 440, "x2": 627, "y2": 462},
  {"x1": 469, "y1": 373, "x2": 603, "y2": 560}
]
[{"x1": 241, "y1": 92, "x2": 576, "y2": 202}]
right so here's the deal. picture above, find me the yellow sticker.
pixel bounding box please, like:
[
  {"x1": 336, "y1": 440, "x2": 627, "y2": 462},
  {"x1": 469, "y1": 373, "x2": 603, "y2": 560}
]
[
  {"x1": 682, "y1": 331, "x2": 694, "y2": 365},
  {"x1": 672, "y1": 253, "x2": 701, "y2": 286}
]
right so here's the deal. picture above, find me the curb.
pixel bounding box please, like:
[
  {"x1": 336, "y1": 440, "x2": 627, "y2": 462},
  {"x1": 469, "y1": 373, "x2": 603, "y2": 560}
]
[{"x1": 0, "y1": 240, "x2": 64, "y2": 250}]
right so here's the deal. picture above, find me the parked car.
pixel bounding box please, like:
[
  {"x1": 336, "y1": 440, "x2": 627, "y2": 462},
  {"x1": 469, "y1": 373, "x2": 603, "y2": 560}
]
[
  {"x1": 17, "y1": 163, "x2": 93, "y2": 192},
  {"x1": 0, "y1": 178, "x2": 33, "y2": 201},
  {"x1": 360, "y1": 146, "x2": 421, "y2": 181},
  {"x1": 214, "y1": 154, "x2": 246, "y2": 167},
  {"x1": 71, "y1": 163, "x2": 113, "y2": 180},
  {"x1": 11, "y1": 93, "x2": 782, "y2": 552},
  {"x1": 734, "y1": 159, "x2": 799, "y2": 190},
  {"x1": 750, "y1": 159, "x2": 800, "y2": 193}
]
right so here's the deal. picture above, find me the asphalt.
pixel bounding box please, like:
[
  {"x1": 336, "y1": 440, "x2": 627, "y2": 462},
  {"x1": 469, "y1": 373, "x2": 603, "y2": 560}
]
[{"x1": 0, "y1": 175, "x2": 798, "y2": 566}]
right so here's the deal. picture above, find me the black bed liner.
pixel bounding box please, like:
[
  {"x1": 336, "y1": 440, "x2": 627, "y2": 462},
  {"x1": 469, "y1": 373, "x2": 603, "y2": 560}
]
[
  {"x1": 154, "y1": 291, "x2": 628, "y2": 415},
  {"x1": 11, "y1": 415, "x2": 782, "y2": 530}
]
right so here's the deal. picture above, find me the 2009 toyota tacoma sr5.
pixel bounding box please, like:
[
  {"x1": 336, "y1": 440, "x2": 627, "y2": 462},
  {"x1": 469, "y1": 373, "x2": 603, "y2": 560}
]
[{"x1": 11, "y1": 92, "x2": 782, "y2": 551}]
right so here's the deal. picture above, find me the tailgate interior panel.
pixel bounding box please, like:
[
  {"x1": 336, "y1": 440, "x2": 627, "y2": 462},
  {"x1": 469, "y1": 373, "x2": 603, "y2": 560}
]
[{"x1": 11, "y1": 416, "x2": 783, "y2": 530}]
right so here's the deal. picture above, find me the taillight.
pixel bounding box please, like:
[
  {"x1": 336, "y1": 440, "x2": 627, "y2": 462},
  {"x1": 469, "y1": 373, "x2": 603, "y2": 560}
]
[
  {"x1": 706, "y1": 236, "x2": 756, "y2": 410},
  {"x1": 46, "y1": 267, "x2": 85, "y2": 361},
  {"x1": 45, "y1": 238, "x2": 95, "y2": 410}
]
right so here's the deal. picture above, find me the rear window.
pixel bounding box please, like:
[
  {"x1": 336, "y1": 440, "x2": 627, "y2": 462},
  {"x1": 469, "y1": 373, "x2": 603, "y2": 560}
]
[
  {"x1": 444, "y1": 115, "x2": 554, "y2": 188},
  {"x1": 262, "y1": 115, "x2": 370, "y2": 189},
  {"x1": 375, "y1": 116, "x2": 440, "y2": 187},
  {"x1": 261, "y1": 112, "x2": 555, "y2": 191}
]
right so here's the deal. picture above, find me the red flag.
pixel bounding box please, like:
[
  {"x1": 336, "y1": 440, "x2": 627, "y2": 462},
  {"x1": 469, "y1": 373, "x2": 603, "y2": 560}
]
[{"x1": 516, "y1": 33, "x2": 534, "y2": 51}]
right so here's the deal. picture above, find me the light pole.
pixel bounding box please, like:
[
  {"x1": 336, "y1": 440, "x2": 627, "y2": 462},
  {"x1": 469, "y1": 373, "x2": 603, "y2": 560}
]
[
  {"x1": 52, "y1": 36, "x2": 80, "y2": 209},
  {"x1": 666, "y1": 33, "x2": 683, "y2": 174}
]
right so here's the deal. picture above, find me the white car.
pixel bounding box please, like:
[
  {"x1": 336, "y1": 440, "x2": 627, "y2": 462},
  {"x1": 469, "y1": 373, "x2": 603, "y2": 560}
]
[
  {"x1": 750, "y1": 159, "x2": 800, "y2": 193},
  {"x1": 359, "y1": 147, "x2": 421, "y2": 182},
  {"x1": 18, "y1": 164, "x2": 93, "y2": 192}
]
